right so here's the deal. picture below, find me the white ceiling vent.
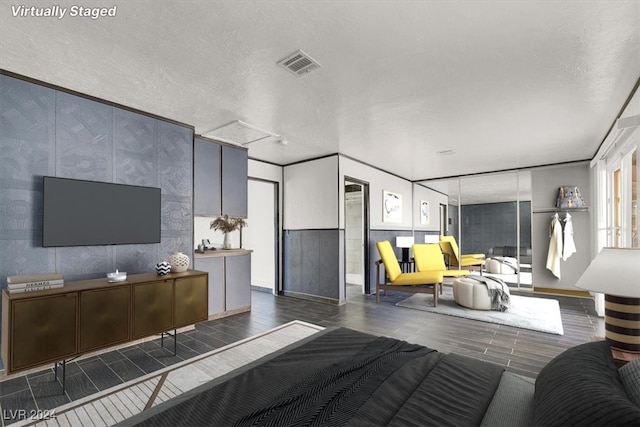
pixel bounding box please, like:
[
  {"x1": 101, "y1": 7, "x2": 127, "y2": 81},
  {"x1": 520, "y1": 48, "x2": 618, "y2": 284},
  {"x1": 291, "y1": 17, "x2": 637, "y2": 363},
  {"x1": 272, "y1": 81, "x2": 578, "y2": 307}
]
[{"x1": 277, "y1": 50, "x2": 321, "y2": 76}]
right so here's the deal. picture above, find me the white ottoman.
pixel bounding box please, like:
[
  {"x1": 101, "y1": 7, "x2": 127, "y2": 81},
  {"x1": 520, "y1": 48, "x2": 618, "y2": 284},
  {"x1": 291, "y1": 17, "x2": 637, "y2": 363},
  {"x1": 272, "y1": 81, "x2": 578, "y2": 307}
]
[
  {"x1": 452, "y1": 277, "x2": 493, "y2": 310},
  {"x1": 485, "y1": 257, "x2": 518, "y2": 274}
]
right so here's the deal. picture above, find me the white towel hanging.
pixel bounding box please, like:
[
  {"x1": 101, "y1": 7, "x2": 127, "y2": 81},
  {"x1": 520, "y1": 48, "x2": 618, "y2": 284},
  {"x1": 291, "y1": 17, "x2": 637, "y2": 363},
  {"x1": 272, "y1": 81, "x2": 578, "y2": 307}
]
[
  {"x1": 562, "y1": 213, "x2": 576, "y2": 261},
  {"x1": 546, "y1": 213, "x2": 562, "y2": 279}
]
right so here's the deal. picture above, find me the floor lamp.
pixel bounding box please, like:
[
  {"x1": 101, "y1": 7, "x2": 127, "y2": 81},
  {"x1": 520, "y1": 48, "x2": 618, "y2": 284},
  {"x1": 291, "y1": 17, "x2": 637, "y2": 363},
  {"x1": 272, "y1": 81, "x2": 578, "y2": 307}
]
[{"x1": 575, "y1": 247, "x2": 640, "y2": 354}]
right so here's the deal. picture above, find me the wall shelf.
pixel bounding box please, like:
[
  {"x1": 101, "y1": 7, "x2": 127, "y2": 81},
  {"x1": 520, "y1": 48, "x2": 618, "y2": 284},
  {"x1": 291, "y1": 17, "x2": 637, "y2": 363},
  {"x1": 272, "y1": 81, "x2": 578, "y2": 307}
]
[{"x1": 532, "y1": 207, "x2": 590, "y2": 214}]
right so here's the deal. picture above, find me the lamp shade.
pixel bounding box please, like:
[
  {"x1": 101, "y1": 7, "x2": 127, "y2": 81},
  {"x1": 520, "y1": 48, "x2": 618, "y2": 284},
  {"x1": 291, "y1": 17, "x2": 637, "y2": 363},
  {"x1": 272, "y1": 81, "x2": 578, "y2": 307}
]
[
  {"x1": 575, "y1": 248, "x2": 640, "y2": 297},
  {"x1": 395, "y1": 236, "x2": 414, "y2": 248}
]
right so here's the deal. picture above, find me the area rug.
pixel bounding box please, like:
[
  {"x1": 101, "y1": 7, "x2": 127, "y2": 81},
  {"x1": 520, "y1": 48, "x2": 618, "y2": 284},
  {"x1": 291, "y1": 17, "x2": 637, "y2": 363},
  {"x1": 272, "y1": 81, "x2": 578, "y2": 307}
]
[{"x1": 396, "y1": 289, "x2": 564, "y2": 335}]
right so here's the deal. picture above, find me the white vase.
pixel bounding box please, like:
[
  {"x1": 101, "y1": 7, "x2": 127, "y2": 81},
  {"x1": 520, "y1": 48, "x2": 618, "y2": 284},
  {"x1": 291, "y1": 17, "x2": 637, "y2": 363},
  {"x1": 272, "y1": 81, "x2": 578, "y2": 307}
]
[
  {"x1": 168, "y1": 252, "x2": 190, "y2": 272},
  {"x1": 223, "y1": 232, "x2": 231, "y2": 249}
]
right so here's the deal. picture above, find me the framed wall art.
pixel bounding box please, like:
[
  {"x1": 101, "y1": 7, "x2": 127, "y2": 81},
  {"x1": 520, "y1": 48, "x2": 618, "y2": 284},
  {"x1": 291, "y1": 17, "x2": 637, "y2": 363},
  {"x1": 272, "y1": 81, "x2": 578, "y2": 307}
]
[
  {"x1": 420, "y1": 200, "x2": 430, "y2": 225},
  {"x1": 383, "y1": 190, "x2": 402, "y2": 223}
]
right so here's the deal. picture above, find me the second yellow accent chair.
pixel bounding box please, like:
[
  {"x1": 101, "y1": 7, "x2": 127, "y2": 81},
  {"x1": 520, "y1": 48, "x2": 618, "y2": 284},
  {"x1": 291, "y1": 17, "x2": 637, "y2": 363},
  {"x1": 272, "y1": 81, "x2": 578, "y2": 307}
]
[
  {"x1": 413, "y1": 243, "x2": 470, "y2": 279},
  {"x1": 375, "y1": 240, "x2": 443, "y2": 306},
  {"x1": 439, "y1": 235, "x2": 486, "y2": 272}
]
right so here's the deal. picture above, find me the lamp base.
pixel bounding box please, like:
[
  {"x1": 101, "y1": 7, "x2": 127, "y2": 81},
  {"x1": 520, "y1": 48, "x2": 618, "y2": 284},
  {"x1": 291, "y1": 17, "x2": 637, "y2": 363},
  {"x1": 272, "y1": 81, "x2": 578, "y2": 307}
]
[
  {"x1": 401, "y1": 248, "x2": 410, "y2": 263},
  {"x1": 604, "y1": 294, "x2": 640, "y2": 353}
]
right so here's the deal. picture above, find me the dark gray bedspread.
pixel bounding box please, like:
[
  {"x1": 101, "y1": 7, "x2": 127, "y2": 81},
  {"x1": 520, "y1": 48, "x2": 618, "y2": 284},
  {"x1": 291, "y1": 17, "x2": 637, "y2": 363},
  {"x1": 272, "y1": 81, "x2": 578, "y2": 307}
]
[{"x1": 118, "y1": 327, "x2": 505, "y2": 427}]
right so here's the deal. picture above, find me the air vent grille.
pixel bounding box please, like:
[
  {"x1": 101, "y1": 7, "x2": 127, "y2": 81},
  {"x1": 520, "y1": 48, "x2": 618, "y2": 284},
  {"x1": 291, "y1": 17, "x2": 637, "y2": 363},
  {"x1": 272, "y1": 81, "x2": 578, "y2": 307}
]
[{"x1": 278, "y1": 50, "x2": 321, "y2": 76}]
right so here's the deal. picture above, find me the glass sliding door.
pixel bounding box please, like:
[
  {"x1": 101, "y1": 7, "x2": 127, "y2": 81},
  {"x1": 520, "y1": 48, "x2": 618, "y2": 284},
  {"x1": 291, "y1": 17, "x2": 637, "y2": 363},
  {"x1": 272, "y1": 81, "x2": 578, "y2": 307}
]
[
  {"x1": 421, "y1": 171, "x2": 532, "y2": 289},
  {"x1": 518, "y1": 171, "x2": 533, "y2": 288},
  {"x1": 459, "y1": 173, "x2": 529, "y2": 287}
]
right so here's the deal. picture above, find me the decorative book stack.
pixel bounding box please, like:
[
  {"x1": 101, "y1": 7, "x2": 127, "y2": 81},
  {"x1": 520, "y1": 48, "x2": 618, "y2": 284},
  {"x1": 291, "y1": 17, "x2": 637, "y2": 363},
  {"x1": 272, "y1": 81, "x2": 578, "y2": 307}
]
[{"x1": 6, "y1": 273, "x2": 64, "y2": 294}]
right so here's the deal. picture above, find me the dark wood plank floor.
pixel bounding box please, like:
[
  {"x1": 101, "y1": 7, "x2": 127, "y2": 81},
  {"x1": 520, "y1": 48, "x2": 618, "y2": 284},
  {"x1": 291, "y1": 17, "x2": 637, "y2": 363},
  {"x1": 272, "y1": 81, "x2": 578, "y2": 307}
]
[
  {"x1": 0, "y1": 286, "x2": 603, "y2": 425},
  {"x1": 248, "y1": 285, "x2": 604, "y2": 379}
]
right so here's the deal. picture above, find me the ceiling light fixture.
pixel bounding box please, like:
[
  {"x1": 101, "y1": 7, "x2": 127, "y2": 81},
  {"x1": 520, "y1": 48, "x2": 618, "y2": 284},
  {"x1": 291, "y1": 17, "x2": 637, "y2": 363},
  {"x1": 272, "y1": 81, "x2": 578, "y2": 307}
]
[
  {"x1": 201, "y1": 120, "x2": 279, "y2": 146},
  {"x1": 436, "y1": 149, "x2": 456, "y2": 156}
]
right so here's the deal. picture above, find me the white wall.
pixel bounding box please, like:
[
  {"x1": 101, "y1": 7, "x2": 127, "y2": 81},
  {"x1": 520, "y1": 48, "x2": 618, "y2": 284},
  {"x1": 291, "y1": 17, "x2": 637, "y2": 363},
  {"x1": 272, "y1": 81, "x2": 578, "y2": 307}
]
[
  {"x1": 249, "y1": 159, "x2": 282, "y2": 184},
  {"x1": 194, "y1": 217, "x2": 233, "y2": 249},
  {"x1": 531, "y1": 162, "x2": 591, "y2": 290},
  {"x1": 284, "y1": 156, "x2": 339, "y2": 229},
  {"x1": 413, "y1": 183, "x2": 448, "y2": 232},
  {"x1": 338, "y1": 156, "x2": 413, "y2": 230},
  {"x1": 245, "y1": 180, "x2": 276, "y2": 290},
  {"x1": 248, "y1": 159, "x2": 283, "y2": 292}
]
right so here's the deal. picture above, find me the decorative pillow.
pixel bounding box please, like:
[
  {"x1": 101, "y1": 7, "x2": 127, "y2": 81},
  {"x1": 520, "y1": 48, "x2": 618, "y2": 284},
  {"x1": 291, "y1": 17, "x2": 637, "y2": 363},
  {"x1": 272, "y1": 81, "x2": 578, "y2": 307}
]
[
  {"x1": 620, "y1": 358, "x2": 640, "y2": 407},
  {"x1": 534, "y1": 341, "x2": 640, "y2": 426}
]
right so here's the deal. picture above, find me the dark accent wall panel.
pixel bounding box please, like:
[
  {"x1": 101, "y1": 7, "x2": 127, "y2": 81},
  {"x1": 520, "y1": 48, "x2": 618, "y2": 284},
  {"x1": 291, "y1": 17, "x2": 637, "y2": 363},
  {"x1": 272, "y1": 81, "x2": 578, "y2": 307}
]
[
  {"x1": 193, "y1": 137, "x2": 221, "y2": 216},
  {"x1": 56, "y1": 92, "x2": 113, "y2": 181},
  {"x1": 158, "y1": 121, "x2": 194, "y2": 261},
  {"x1": 0, "y1": 75, "x2": 56, "y2": 284},
  {"x1": 460, "y1": 201, "x2": 532, "y2": 255},
  {"x1": 283, "y1": 229, "x2": 340, "y2": 300},
  {"x1": 0, "y1": 74, "x2": 194, "y2": 284},
  {"x1": 114, "y1": 109, "x2": 158, "y2": 187},
  {"x1": 115, "y1": 244, "x2": 159, "y2": 275},
  {"x1": 221, "y1": 145, "x2": 248, "y2": 217}
]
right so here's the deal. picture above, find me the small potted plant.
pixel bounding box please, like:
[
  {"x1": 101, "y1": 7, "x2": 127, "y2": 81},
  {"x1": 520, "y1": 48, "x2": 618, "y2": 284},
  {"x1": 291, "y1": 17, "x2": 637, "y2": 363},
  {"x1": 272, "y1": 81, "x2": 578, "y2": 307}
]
[{"x1": 210, "y1": 215, "x2": 247, "y2": 249}]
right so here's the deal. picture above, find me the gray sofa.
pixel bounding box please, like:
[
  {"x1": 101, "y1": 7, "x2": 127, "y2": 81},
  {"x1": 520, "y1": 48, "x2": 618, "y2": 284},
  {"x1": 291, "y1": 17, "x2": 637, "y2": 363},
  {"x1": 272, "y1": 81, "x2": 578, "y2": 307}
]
[{"x1": 481, "y1": 339, "x2": 640, "y2": 426}]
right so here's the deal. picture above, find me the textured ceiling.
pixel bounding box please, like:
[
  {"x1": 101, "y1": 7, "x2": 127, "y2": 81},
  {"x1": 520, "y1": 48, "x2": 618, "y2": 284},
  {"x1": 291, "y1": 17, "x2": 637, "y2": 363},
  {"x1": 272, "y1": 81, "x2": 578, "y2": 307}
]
[{"x1": 1, "y1": 0, "x2": 638, "y2": 181}]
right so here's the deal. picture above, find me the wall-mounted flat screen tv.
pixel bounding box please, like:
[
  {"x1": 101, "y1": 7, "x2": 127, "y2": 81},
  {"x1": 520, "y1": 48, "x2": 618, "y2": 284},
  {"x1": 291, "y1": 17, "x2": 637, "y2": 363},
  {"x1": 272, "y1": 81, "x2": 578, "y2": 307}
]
[{"x1": 43, "y1": 176, "x2": 161, "y2": 247}]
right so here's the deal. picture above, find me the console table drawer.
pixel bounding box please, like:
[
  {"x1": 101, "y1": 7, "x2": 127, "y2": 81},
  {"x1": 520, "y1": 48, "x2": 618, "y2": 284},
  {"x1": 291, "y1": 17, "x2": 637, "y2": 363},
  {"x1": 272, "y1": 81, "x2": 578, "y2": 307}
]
[
  {"x1": 79, "y1": 286, "x2": 130, "y2": 352},
  {"x1": 133, "y1": 280, "x2": 173, "y2": 338},
  {"x1": 174, "y1": 275, "x2": 208, "y2": 328},
  {"x1": 10, "y1": 294, "x2": 77, "y2": 371}
]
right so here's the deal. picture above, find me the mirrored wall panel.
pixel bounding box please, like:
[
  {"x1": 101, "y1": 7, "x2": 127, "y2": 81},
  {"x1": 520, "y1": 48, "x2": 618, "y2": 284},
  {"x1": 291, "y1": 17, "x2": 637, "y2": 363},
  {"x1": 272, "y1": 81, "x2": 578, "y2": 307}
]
[{"x1": 421, "y1": 171, "x2": 532, "y2": 288}]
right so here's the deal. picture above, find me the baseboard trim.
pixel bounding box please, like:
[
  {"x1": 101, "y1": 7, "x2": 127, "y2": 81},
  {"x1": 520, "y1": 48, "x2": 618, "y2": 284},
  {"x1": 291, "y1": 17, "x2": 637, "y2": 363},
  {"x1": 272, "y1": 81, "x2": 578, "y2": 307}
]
[
  {"x1": 251, "y1": 285, "x2": 273, "y2": 294},
  {"x1": 533, "y1": 287, "x2": 591, "y2": 298},
  {"x1": 282, "y1": 290, "x2": 345, "y2": 306},
  {"x1": 207, "y1": 306, "x2": 251, "y2": 320}
]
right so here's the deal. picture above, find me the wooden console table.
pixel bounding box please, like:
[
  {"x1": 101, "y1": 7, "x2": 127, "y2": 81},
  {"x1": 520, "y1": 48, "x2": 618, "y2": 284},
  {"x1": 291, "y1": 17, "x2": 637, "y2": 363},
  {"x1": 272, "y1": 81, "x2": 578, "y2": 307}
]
[{"x1": 1, "y1": 270, "x2": 208, "y2": 389}]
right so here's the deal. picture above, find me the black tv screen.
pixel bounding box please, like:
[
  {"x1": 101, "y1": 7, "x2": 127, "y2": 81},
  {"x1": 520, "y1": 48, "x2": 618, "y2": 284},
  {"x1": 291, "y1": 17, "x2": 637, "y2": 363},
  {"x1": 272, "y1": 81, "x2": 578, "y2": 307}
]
[{"x1": 43, "y1": 176, "x2": 161, "y2": 247}]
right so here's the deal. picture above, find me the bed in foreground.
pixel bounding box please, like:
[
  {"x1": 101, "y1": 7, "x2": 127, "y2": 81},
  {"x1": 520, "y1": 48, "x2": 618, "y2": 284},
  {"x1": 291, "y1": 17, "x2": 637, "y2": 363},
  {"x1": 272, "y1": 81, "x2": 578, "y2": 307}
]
[{"x1": 118, "y1": 327, "x2": 640, "y2": 427}]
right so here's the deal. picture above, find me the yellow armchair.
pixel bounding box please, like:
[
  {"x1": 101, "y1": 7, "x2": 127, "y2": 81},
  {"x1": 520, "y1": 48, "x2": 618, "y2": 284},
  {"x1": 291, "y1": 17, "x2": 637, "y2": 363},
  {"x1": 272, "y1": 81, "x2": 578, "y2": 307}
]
[
  {"x1": 439, "y1": 236, "x2": 485, "y2": 272},
  {"x1": 413, "y1": 243, "x2": 470, "y2": 281},
  {"x1": 375, "y1": 240, "x2": 443, "y2": 306}
]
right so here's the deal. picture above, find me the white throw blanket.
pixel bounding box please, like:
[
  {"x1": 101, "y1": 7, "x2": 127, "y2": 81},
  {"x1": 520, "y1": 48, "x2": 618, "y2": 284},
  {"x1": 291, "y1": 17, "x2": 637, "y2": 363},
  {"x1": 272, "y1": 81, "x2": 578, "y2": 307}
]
[{"x1": 466, "y1": 275, "x2": 510, "y2": 312}]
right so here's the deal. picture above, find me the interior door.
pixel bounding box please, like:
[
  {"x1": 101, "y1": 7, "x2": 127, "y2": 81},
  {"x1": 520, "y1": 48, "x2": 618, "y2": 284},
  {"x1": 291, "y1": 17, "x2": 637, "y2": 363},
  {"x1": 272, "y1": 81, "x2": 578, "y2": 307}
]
[
  {"x1": 344, "y1": 178, "x2": 370, "y2": 296},
  {"x1": 245, "y1": 179, "x2": 278, "y2": 293}
]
